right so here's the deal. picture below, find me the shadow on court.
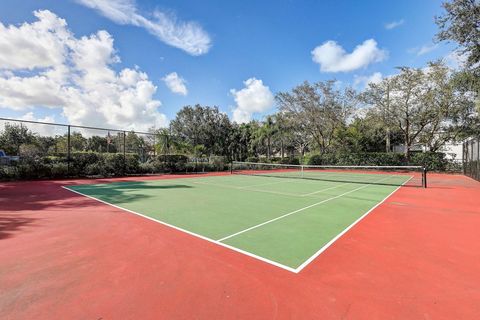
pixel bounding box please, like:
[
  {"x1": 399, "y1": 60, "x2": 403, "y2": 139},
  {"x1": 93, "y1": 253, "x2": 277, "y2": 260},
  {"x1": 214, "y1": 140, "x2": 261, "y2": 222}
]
[
  {"x1": 0, "y1": 214, "x2": 38, "y2": 240},
  {"x1": 68, "y1": 182, "x2": 194, "y2": 205}
]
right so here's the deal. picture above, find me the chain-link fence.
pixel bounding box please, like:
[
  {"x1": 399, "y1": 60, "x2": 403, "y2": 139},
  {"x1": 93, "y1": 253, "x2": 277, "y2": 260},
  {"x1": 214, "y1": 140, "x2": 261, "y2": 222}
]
[
  {"x1": 0, "y1": 118, "x2": 228, "y2": 180},
  {"x1": 463, "y1": 137, "x2": 480, "y2": 181}
]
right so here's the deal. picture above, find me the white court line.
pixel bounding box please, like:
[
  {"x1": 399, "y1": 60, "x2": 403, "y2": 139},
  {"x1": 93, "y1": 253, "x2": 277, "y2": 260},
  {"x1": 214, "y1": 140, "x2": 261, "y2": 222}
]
[
  {"x1": 300, "y1": 182, "x2": 351, "y2": 196},
  {"x1": 294, "y1": 175, "x2": 414, "y2": 272},
  {"x1": 61, "y1": 186, "x2": 298, "y2": 273},
  {"x1": 61, "y1": 174, "x2": 411, "y2": 274},
  {"x1": 192, "y1": 180, "x2": 303, "y2": 197},
  {"x1": 217, "y1": 175, "x2": 396, "y2": 242},
  {"x1": 237, "y1": 179, "x2": 292, "y2": 189}
]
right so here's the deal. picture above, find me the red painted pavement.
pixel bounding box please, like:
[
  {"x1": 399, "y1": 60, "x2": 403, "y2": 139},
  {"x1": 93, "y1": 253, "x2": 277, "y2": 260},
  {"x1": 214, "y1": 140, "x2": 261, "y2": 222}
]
[{"x1": 0, "y1": 173, "x2": 479, "y2": 319}]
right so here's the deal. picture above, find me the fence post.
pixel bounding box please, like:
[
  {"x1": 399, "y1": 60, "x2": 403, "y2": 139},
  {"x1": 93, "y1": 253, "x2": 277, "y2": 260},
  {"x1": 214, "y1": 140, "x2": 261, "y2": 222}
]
[
  {"x1": 472, "y1": 137, "x2": 480, "y2": 180},
  {"x1": 164, "y1": 134, "x2": 168, "y2": 166},
  {"x1": 422, "y1": 167, "x2": 427, "y2": 188},
  {"x1": 123, "y1": 131, "x2": 126, "y2": 176},
  {"x1": 67, "y1": 125, "x2": 71, "y2": 176}
]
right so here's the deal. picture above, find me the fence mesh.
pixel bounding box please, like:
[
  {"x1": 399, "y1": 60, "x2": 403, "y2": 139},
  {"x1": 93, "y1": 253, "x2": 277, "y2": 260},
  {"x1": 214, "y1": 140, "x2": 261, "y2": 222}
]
[
  {"x1": 463, "y1": 137, "x2": 480, "y2": 181},
  {"x1": 0, "y1": 118, "x2": 229, "y2": 179}
]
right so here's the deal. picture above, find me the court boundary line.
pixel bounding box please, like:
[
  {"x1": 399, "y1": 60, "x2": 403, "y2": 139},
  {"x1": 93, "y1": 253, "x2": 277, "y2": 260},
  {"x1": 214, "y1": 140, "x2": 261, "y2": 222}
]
[
  {"x1": 295, "y1": 175, "x2": 413, "y2": 272},
  {"x1": 192, "y1": 180, "x2": 305, "y2": 197},
  {"x1": 193, "y1": 180, "x2": 353, "y2": 198},
  {"x1": 61, "y1": 174, "x2": 413, "y2": 274},
  {"x1": 61, "y1": 186, "x2": 297, "y2": 273},
  {"x1": 300, "y1": 182, "x2": 351, "y2": 196},
  {"x1": 216, "y1": 175, "x2": 396, "y2": 242}
]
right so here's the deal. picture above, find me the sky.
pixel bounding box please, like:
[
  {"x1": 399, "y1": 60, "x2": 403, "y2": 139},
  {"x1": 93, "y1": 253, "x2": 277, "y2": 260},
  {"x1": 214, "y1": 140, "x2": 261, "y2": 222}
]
[{"x1": 0, "y1": 0, "x2": 460, "y2": 131}]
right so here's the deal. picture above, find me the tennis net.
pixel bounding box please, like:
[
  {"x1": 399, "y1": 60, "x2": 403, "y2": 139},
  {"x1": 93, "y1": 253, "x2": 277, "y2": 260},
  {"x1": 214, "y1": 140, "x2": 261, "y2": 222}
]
[{"x1": 231, "y1": 161, "x2": 427, "y2": 188}]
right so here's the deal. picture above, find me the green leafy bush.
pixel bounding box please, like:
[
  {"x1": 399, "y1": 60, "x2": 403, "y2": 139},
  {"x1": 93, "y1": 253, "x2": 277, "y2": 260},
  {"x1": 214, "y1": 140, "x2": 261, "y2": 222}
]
[
  {"x1": 245, "y1": 156, "x2": 259, "y2": 163},
  {"x1": 85, "y1": 162, "x2": 107, "y2": 176},
  {"x1": 305, "y1": 151, "x2": 451, "y2": 171},
  {"x1": 138, "y1": 162, "x2": 158, "y2": 174},
  {"x1": 279, "y1": 157, "x2": 300, "y2": 165},
  {"x1": 50, "y1": 162, "x2": 69, "y2": 178},
  {"x1": 410, "y1": 152, "x2": 449, "y2": 171},
  {"x1": 157, "y1": 154, "x2": 189, "y2": 172}
]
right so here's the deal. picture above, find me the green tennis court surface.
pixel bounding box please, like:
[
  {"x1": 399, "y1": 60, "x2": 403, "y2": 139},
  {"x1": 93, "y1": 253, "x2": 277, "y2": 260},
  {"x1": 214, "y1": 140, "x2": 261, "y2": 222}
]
[{"x1": 65, "y1": 172, "x2": 412, "y2": 272}]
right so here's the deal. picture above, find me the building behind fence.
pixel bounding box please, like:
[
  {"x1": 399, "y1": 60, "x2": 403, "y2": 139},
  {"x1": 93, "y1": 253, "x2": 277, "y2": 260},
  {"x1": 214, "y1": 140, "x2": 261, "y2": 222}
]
[{"x1": 463, "y1": 137, "x2": 480, "y2": 181}]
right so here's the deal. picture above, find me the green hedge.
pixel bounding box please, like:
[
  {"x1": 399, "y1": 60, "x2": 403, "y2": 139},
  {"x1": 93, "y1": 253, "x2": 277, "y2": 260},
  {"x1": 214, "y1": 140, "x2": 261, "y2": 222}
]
[
  {"x1": 0, "y1": 150, "x2": 458, "y2": 180},
  {"x1": 0, "y1": 152, "x2": 142, "y2": 180},
  {"x1": 305, "y1": 151, "x2": 453, "y2": 171}
]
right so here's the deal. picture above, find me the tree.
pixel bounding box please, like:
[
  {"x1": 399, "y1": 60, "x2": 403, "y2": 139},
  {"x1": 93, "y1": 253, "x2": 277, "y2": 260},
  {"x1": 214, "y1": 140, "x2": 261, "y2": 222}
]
[
  {"x1": 230, "y1": 122, "x2": 255, "y2": 161},
  {"x1": 125, "y1": 131, "x2": 146, "y2": 152},
  {"x1": 334, "y1": 113, "x2": 400, "y2": 153},
  {"x1": 69, "y1": 132, "x2": 87, "y2": 151},
  {"x1": 365, "y1": 62, "x2": 474, "y2": 158},
  {"x1": 170, "y1": 105, "x2": 232, "y2": 157},
  {"x1": 361, "y1": 77, "x2": 396, "y2": 152},
  {"x1": 373, "y1": 67, "x2": 436, "y2": 159},
  {"x1": 35, "y1": 136, "x2": 56, "y2": 155},
  {"x1": 0, "y1": 123, "x2": 35, "y2": 155},
  {"x1": 278, "y1": 111, "x2": 311, "y2": 158},
  {"x1": 435, "y1": 0, "x2": 480, "y2": 74},
  {"x1": 253, "y1": 115, "x2": 277, "y2": 159},
  {"x1": 276, "y1": 81, "x2": 356, "y2": 154},
  {"x1": 86, "y1": 136, "x2": 116, "y2": 153}
]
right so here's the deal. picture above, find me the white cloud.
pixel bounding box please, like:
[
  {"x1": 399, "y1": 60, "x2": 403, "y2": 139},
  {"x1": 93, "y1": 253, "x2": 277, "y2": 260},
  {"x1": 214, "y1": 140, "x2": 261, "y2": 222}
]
[
  {"x1": 162, "y1": 72, "x2": 188, "y2": 95},
  {"x1": 417, "y1": 44, "x2": 439, "y2": 56},
  {"x1": 385, "y1": 19, "x2": 404, "y2": 30},
  {"x1": 18, "y1": 112, "x2": 64, "y2": 136},
  {"x1": 0, "y1": 10, "x2": 167, "y2": 131},
  {"x1": 408, "y1": 43, "x2": 439, "y2": 56},
  {"x1": 311, "y1": 39, "x2": 388, "y2": 73},
  {"x1": 0, "y1": 10, "x2": 70, "y2": 70},
  {"x1": 76, "y1": 0, "x2": 211, "y2": 56},
  {"x1": 230, "y1": 78, "x2": 274, "y2": 124},
  {"x1": 444, "y1": 50, "x2": 468, "y2": 70},
  {"x1": 354, "y1": 72, "x2": 383, "y2": 89}
]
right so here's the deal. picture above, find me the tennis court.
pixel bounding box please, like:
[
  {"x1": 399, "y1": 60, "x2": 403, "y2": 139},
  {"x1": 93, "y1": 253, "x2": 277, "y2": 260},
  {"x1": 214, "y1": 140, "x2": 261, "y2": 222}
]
[{"x1": 64, "y1": 163, "x2": 424, "y2": 272}]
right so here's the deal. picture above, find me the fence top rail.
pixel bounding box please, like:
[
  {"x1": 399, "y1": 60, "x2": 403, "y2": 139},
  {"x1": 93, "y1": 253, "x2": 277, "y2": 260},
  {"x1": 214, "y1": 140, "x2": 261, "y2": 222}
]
[{"x1": 0, "y1": 117, "x2": 156, "y2": 136}]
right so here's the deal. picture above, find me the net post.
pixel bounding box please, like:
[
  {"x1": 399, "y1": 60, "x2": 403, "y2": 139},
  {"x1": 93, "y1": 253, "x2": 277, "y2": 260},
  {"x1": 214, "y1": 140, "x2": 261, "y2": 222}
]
[
  {"x1": 67, "y1": 125, "x2": 71, "y2": 176},
  {"x1": 123, "y1": 130, "x2": 126, "y2": 176}
]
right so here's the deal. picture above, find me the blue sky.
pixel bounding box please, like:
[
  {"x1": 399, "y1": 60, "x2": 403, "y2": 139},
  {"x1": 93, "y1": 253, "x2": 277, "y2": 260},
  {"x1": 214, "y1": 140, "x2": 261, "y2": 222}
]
[{"x1": 0, "y1": 0, "x2": 457, "y2": 130}]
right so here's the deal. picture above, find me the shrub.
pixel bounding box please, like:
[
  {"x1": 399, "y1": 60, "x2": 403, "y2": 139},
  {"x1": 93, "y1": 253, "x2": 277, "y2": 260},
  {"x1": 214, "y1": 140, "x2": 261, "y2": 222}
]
[
  {"x1": 210, "y1": 156, "x2": 226, "y2": 171},
  {"x1": 279, "y1": 157, "x2": 300, "y2": 165},
  {"x1": 138, "y1": 162, "x2": 157, "y2": 174},
  {"x1": 104, "y1": 153, "x2": 125, "y2": 175},
  {"x1": 157, "y1": 154, "x2": 189, "y2": 172},
  {"x1": 245, "y1": 156, "x2": 259, "y2": 163},
  {"x1": 50, "y1": 162, "x2": 69, "y2": 178},
  {"x1": 305, "y1": 151, "x2": 451, "y2": 170},
  {"x1": 69, "y1": 152, "x2": 101, "y2": 176},
  {"x1": 85, "y1": 162, "x2": 107, "y2": 176},
  {"x1": 16, "y1": 158, "x2": 51, "y2": 179},
  {"x1": 410, "y1": 152, "x2": 449, "y2": 171},
  {"x1": 125, "y1": 154, "x2": 140, "y2": 174}
]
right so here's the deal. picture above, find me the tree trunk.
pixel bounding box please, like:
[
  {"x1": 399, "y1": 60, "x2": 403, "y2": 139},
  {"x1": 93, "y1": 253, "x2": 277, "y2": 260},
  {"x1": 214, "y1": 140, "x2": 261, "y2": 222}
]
[
  {"x1": 267, "y1": 137, "x2": 271, "y2": 159},
  {"x1": 386, "y1": 127, "x2": 391, "y2": 152},
  {"x1": 404, "y1": 134, "x2": 410, "y2": 162}
]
